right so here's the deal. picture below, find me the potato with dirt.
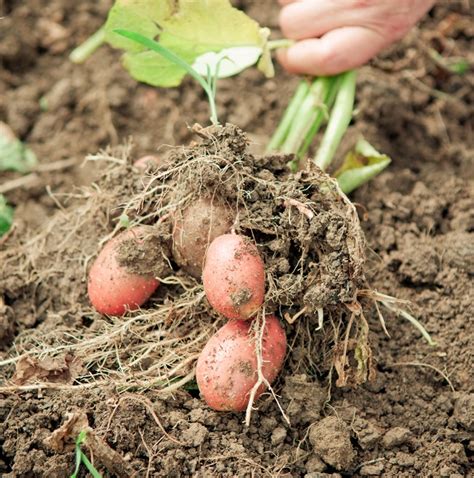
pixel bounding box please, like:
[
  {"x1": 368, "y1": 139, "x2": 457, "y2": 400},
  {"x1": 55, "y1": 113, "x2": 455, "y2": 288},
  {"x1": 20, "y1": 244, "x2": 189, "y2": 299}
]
[
  {"x1": 88, "y1": 226, "x2": 160, "y2": 315},
  {"x1": 196, "y1": 314, "x2": 287, "y2": 411},
  {"x1": 203, "y1": 233, "x2": 265, "y2": 320},
  {"x1": 133, "y1": 155, "x2": 162, "y2": 170},
  {"x1": 172, "y1": 198, "x2": 234, "y2": 278}
]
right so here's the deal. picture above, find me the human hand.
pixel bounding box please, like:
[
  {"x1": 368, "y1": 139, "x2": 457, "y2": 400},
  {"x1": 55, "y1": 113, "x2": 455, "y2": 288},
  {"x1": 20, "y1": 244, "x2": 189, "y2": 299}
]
[{"x1": 277, "y1": 0, "x2": 435, "y2": 75}]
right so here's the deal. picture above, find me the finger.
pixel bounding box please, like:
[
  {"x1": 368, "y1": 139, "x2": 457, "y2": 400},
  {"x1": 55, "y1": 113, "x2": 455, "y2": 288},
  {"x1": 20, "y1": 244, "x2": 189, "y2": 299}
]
[
  {"x1": 277, "y1": 0, "x2": 300, "y2": 5},
  {"x1": 279, "y1": 0, "x2": 364, "y2": 40},
  {"x1": 277, "y1": 26, "x2": 387, "y2": 76}
]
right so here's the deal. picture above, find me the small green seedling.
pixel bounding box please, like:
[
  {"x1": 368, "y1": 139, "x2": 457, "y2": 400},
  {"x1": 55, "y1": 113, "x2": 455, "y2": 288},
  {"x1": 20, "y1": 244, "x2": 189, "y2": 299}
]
[
  {"x1": 0, "y1": 123, "x2": 37, "y2": 173},
  {"x1": 70, "y1": 431, "x2": 102, "y2": 478},
  {"x1": 0, "y1": 195, "x2": 14, "y2": 237},
  {"x1": 427, "y1": 48, "x2": 470, "y2": 75}
]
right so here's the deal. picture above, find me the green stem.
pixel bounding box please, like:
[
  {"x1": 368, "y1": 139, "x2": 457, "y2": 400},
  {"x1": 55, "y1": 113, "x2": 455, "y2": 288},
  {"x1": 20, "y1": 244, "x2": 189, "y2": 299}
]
[
  {"x1": 281, "y1": 77, "x2": 330, "y2": 155},
  {"x1": 266, "y1": 81, "x2": 309, "y2": 153},
  {"x1": 267, "y1": 39, "x2": 295, "y2": 50},
  {"x1": 114, "y1": 29, "x2": 219, "y2": 125},
  {"x1": 69, "y1": 26, "x2": 106, "y2": 64},
  {"x1": 80, "y1": 451, "x2": 103, "y2": 478},
  {"x1": 314, "y1": 70, "x2": 357, "y2": 171},
  {"x1": 298, "y1": 76, "x2": 340, "y2": 158},
  {"x1": 208, "y1": 93, "x2": 219, "y2": 125}
]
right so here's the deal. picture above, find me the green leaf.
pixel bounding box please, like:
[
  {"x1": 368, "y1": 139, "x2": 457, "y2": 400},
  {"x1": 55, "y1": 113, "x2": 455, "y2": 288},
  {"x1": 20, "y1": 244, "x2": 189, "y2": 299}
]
[
  {"x1": 0, "y1": 128, "x2": 37, "y2": 173},
  {"x1": 123, "y1": 49, "x2": 191, "y2": 87},
  {"x1": 104, "y1": 0, "x2": 267, "y2": 87},
  {"x1": 80, "y1": 451, "x2": 103, "y2": 478},
  {"x1": 191, "y1": 46, "x2": 262, "y2": 78},
  {"x1": 118, "y1": 213, "x2": 130, "y2": 228},
  {"x1": 0, "y1": 195, "x2": 14, "y2": 236},
  {"x1": 335, "y1": 138, "x2": 391, "y2": 194},
  {"x1": 115, "y1": 29, "x2": 219, "y2": 123},
  {"x1": 104, "y1": 0, "x2": 173, "y2": 52},
  {"x1": 159, "y1": 0, "x2": 261, "y2": 54}
]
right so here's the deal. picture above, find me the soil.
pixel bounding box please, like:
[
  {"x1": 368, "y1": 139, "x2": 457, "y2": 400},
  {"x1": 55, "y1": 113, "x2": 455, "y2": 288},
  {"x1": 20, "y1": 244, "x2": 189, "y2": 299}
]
[{"x1": 1, "y1": 0, "x2": 473, "y2": 477}]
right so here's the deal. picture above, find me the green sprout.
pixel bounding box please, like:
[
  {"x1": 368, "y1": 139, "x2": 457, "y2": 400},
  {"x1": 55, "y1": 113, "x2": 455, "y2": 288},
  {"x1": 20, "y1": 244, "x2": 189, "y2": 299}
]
[
  {"x1": 0, "y1": 195, "x2": 14, "y2": 237},
  {"x1": 114, "y1": 29, "x2": 220, "y2": 124},
  {"x1": 70, "y1": 431, "x2": 102, "y2": 478}
]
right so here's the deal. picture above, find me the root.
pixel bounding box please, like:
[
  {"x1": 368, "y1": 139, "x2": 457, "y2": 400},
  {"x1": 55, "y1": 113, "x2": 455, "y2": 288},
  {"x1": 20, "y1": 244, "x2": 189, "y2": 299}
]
[
  {"x1": 0, "y1": 286, "x2": 210, "y2": 395},
  {"x1": 360, "y1": 290, "x2": 436, "y2": 346},
  {"x1": 391, "y1": 361, "x2": 455, "y2": 393},
  {"x1": 0, "y1": 158, "x2": 79, "y2": 194},
  {"x1": 1, "y1": 125, "x2": 370, "y2": 421},
  {"x1": 284, "y1": 306, "x2": 308, "y2": 324},
  {"x1": 106, "y1": 394, "x2": 184, "y2": 445},
  {"x1": 283, "y1": 197, "x2": 315, "y2": 220},
  {"x1": 245, "y1": 312, "x2": 290, "y2": 427},
  {"x1": 316, "y1": 307, "x2": 324, "y2": 331}
]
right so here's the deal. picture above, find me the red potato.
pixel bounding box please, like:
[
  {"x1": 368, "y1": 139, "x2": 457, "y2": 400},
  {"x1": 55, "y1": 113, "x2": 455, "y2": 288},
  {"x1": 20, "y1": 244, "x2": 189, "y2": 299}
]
[
  {"x1": 196, "y1": 314, "x2": 287, "y2": 412},
  {"x1": 88, "y1": 227, "x2": 159, "y2": 315},
  {"x1": 203, "y1": 234, "x2": 264, "y2": 320},
  {"x1": 172, "y1": 198, "x2": 234, "y2": 278},
  {"x1": 133, "y1": 155, "x2": 162, "y2": 170}
]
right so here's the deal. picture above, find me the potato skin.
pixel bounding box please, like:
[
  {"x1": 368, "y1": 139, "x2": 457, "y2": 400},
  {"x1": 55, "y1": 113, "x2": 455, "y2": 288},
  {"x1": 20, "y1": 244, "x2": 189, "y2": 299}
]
[
  {"x1": 133, "y1": 155, "x2": 171, "y2": 171},
  {"x1": 196, "y1": 315, "x2": 287, "y2": 412},
  {"x1": 88, "y1": 227, "x2": 159, "y2": 316},
  {"x1": 203, "y1": 234, "x2": 264, "y2": 320},
  {"x1": 172, "y1": 198, "x2": 234, "y2": 278}
]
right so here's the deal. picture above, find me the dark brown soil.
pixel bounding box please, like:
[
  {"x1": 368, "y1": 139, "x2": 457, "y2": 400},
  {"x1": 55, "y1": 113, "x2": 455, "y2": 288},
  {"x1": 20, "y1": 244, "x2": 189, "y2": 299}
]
[{"x1": 1, "y1": 0, "x2": 473, "y2": 477}]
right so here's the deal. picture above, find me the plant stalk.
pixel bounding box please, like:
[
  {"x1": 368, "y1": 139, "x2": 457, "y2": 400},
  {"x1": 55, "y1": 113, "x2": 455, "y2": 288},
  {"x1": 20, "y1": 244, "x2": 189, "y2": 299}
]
[
  {"x1": 298, "y1": 75, "x2": 340, "y2": 158},
  {"x1": 267, "y1": 39, "x2": 295, "y2": 50},
  {"x1": 281, "y1": 78, "x2": 328, "y2": 154},
  {"x1": 266, "y1": 81, "x2": 309, "y2": 153},
  {"x1": 69, "y1": 27, "x2": 106, "y2": 64},
  {"x1": 314, "y1": 70, "x2": 357, "y2": 171},
  {"x1": 114, "y1": 29, "x2": 219, "y2": 124}
]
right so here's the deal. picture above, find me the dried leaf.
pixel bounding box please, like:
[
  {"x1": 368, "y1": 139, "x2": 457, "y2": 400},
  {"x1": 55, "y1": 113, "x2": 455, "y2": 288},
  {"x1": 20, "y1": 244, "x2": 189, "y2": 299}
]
[
  {"x1": 44, "y1": 411, "x2": 89, "y2": 452},
  {"x1": 12, "y1": 353, "x2": 84, "y2": 385}
]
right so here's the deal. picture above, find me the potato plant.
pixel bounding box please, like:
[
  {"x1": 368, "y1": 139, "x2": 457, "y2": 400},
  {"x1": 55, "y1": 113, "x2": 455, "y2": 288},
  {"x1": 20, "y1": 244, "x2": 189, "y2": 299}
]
[{"x1": 74, "y1": 0, "x2": 434, "y2": 418}]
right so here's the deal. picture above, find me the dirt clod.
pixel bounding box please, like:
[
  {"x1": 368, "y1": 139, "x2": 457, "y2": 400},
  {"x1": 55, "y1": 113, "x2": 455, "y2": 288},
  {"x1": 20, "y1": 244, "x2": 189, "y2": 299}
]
[
  {"x1": 309, "y1": 416, "x2": 355, "y2": 471},
  {"x1": 382, "y1": 427, "x2": 412, "y2": 449}
]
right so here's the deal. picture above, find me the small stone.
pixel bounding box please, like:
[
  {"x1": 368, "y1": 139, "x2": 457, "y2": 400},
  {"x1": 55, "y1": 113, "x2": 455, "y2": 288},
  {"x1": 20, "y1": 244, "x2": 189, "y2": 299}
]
[
  {"x1": 382, "y1": 427, "x2": 412, "y2": 449},
  {"x1": 271, "y1": 426, "x2": 287, "y2": 446},
  {"x1": 359, "y1": 462, "x2": 385, "y2": 476},
  {"x1": 309, "y1": 416, "x2": 355, "y2": 471}
]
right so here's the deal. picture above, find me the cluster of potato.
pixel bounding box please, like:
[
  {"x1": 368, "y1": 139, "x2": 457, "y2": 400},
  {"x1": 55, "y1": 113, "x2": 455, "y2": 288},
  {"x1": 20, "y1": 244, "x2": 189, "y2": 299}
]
[{"x1": 87, "y1": 173, "x2": 287, "y2": 412}]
